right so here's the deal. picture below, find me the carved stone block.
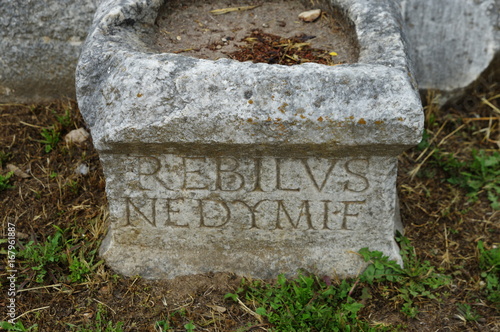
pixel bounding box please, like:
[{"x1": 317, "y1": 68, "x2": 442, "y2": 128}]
[{"x1": 76, "y1": 0, "x2": 424, "y2": 279}]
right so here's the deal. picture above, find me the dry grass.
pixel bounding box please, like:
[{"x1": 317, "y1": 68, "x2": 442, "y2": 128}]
[{"x1": 0, "y1": 79, "x2": 499, "y2": 331}]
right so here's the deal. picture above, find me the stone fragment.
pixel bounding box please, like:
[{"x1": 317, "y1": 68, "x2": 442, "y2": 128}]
[
  {"x1": 399, "y1": 0, "x2": 500, "y2": 102},
  {"x1": 0, "y1": 0, "x2": 98, "y2": 103},
  {"x1": 65, "y1": 128, "x2": 90, "y2": 144},
  {"x1": 6, "y1": 164, "x2": 30, "y2": 179},
  {"x1": 1, "y1": 0, "x2": 497, "y2": 105},
  {"x1": 298, "y1": 9, "x2": 321, "y2": 22},
  {"x1": 75, "y1": 163, "x2": 89, "y2": 176},
  {"x1": 76, "y1": 0, "x2": 423, "y2": 279}
]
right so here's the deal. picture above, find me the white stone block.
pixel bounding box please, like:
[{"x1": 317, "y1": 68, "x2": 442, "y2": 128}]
[{"x1": 76, "y1": 0, "x2": 424, "y2": 279}]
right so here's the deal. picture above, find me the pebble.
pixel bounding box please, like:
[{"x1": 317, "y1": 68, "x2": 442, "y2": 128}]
[
  {"x1": 65, "y1": 127, "x2": 89, "y2": 144},
  {"x1": 75, "y1": 163, "x2": 89, "y2": 175},
  {"x1": 298, "y1": 9, "x2": 321, "y2": 22},
  {"x1": 6, "y1": 164, "x2": 30, "y2": 178}
]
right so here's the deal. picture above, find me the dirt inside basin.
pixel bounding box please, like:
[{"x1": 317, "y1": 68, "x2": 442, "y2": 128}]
[{"x1": 154, "y1": 0, "x2": 359, "y2": 65}]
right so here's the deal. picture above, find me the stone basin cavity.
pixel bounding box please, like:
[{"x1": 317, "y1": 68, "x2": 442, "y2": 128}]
[
  {"x1": 154, "y1": 0, "x2": 360, "y2": 65},
  {"x1": 76, "y1": 0, "x2": 424, "y2": 279}
]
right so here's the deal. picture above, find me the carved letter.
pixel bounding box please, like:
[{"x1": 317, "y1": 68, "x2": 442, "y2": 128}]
[
  {"x1": 138, "y1": 156, "x2": 172, "y2": 190},
  {"x1": 232, "y1": 199, "x2": 268, "y2": 229},
  {"x1": 125, "y1": 197, "x2": 156, "y2": 227},
  {"x1": 165, "y1": 198, "x2": 189, "y2": 228},
  {"x1": 302, "y1": 159, "x2": 336, "y2": 192},
  {"x1": 250, "y1": 158, "x2": 263, "y2": 192},
  {"x1": 275, "y1": 200, "x2": 314, "y2": 230},
  {"x1": 344, "y1": 159, "x2": 370, "y2": 193},
  {"x1": 216, "y1": 157, "x2": 245, "y2": 191},
  {"x1": 276, "y1": 158, "x2": 300, "y2": 191},
  {"x1": 340, "y1": 200, "x2": 365, "y2": 230},
  {"x1": 198, "y1": 199, "x2": 231, "y2": 228},
  {"x1": 183, "y1": 157, "x2": 208, "y2": 190},
  {"x1": 320, "y1": 200, "x2": 341, "y2": 230}
]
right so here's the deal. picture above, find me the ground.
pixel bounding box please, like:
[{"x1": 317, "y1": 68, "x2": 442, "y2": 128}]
[{"x1": 0, "y1": 80, "x2": 499, "y2": 330}]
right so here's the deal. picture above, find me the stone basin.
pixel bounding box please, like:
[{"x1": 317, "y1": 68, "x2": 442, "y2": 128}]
[{"x1": 76, "y1": 0, "x2": 424, "y2": 279}]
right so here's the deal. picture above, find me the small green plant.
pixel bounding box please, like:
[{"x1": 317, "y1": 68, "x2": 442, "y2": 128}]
[
  {"x1": 18, "y1": 227, "x2": 66, "y2": 283},
  {"x1": 17, "y1": 226, "x2": 102, "y2": 284},
  {"x1": 54, "y1": 108, "x2": 72, "y2": 128},
  {"x1": 417, "y1": 129, "x2": 431, "y2": 151},
  {"x1": 477, "y1": 241, "x2": 500, "y2": 303},
  {"x1": 226, "y1": 274, "x2": 383, "y2": 331},
  {"x1": 154, "y1": 320, "x2": 171, "y2": 332},
  {"x1": 68, "y1": 304, "x2": 124, "y2": 332},
  {"x1": 456, "y1": 303, "x2": 482, "y2": 322},
  {"x1": 68, "y1": 248, "x2": 102, "y2": 283},
  {"x1": 66, "y1": 179, "x2": 80, "y2": 194},
  {"x1": 359, "y1": 235, "x2": 450, "y2": 318},
  {"x1": 184, "y1": 321, "x2": 196, "y2": 332},
  {"x1": 39, "y1": 127, "x2": 60, "y2": 153},
  {"x1": 0, "y1": 321, "x2": 38, "y2": 331},
  {"x1": 0, "y1": 171, "x2": 14, "y2": 192},
  {"x1": 0, "y1": 150, "x2": 12, "y2": 167},
  {"x1": 434, "y1": 150, "x2": 500, "y2": 210}
]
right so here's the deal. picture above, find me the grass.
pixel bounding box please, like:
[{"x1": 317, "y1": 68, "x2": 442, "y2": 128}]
[
  {"x1": 222, "y1": 236, "x2": 449, "y2": 331},
  {"x1": 0, "y1": 171, "x2": 14, "y2": 192},
  {"x1": 226, "y1": 275, "x2": 375, "y2": 331},
  {"x1": 0, "y1": 150, "x2": 12, "y2": 167},
  {"x1": 359, "y1": 235, "x2": 450, "y2": 318},
  {"x1": 456, "y1": 303, "x2": 482, "y2": 322},
  {"x1": 434, "y1": 149, "x2": 500, "y2": 210},
  {"x1": 16, "y1": 225, "x2": 103, "y2": 284},
  {"x1": 0, "y1": 321, "x2": 38, "y2": 331},
  {"x1": 478, "y1": 241, "x2": 500, "y2": 304},
  {"x1": 39, "y1": 127, "x2": 60, "y2": 153},
  {"x1": 67, "y1": 304, "x2": 124, "y2": 332},
  {"x1": 0, "y1": 85, "x2": 499, "y2": 330}
]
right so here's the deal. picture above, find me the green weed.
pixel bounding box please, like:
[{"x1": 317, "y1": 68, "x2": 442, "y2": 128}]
[
  {"x1": 184, "y1": 321, "x2": 196, "y2": 332},
  {"x1": 0, "y1": 321, "x2": 38, "y2": 331},
  {"x1": 417, "y1": 129, "x2": 431, "y2": 151},
  {"x1": 0, "y1": 150, "x2": 12, "y2": 167},
  {"x1": 66, "y1": 179, "x2": 80, "y2": 194},
  {"x1": 359, "y1": 235, "x2": 450, "y2": 318},
  {"x1": 18, "y1": 227, "x2": 65, "y2": 283},
  {"x1": 17, "y1": 226, "x2": 102, "y2": 284},
  {"x1": 39, "y1": 127, "x2": 60, "y2": 153},
  {"x1": 54, "y1": 108, "x2": 72, "y2": 128},
  {"x1": 0, "y1": 171, "x2": 14, "y2": 192},
  {"x1": 456, "y1": 303, "x2": 482, "y2": 322},
  {"x1": 154, "y1": 320, "x2": 171, "y2": 332},
  {"x1": 226, "y1": 274, "x2": 384, "y2": 331},
  {"x1": 68, "y1": 248, "x2": 102, "y2": 283},
  {"x1": 154, "y1": 310, "x2": 191, "y2": 331},
  {"x1": 477, "y1": 241, "x2": 500, "y2": 303},
  {"x1": 68, "y1": 304, "x2": 124, "y2": 332},
  {"x1": 434, "y1": 150, "x2": 500, "y2": 209}
]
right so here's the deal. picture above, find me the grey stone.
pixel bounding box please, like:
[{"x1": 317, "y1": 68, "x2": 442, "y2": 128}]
[
  {"x1": 76, "y1": 0, "x2": 424, "y2": 279},
  {"x1": 400, "y1": 0, "x2": 500, "y2": 101},
  {"x1": 2, "y1": 0, "x2": 498, "y2": 104},
  {"x1": 0, "y1": 0, "x2": 98, "y2": 103}
]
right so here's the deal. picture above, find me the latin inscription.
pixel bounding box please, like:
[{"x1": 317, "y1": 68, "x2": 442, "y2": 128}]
[{"x1": 116, "y1": 155, "x2": 372, "y2": 230}]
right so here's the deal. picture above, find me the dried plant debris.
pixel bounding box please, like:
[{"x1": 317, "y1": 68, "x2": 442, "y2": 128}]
[
  {"x1": 209, "y1": 5, "x2": 260, "y2": 15},
  {"x1": 227, "y1": 29, "x2": 340, "y2": 66}
]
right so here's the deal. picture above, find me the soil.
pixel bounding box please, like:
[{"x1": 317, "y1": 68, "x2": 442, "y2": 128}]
[
  {"x1": 0, "y1": 54, "x2": 499, "y2": 331},
  {"x1": 154, "y1": 0, "x2": 359, "y2": 65}
]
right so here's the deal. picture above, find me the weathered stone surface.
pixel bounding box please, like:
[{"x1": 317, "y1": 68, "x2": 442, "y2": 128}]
[
  {"x1": 2, "y1": 0, "x2": 497, "y2": 104},
  {"x1": 76, "y1": 0, "x2": 424, "y2": 279},
  {"x1": 400, "y1": 0, "x2": 500, "y2": 101},
  {"x1": 0, "y1": 0, "x2": 98, "y2": 103}
]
